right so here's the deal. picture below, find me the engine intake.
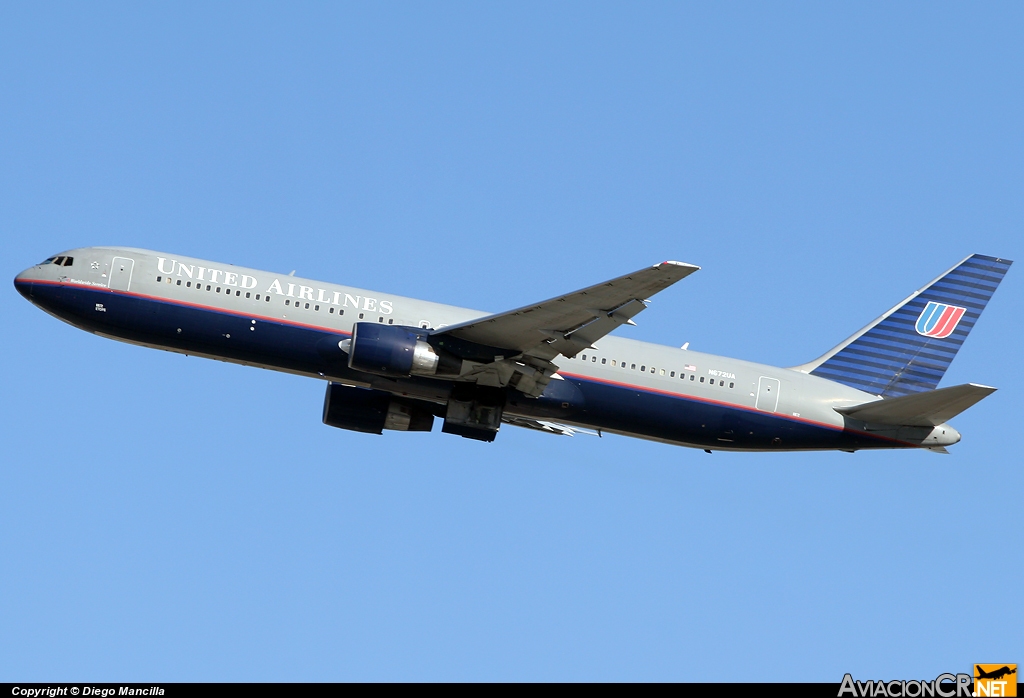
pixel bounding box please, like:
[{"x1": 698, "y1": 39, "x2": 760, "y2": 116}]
[
  {"x1": 322, "y1": 382, "x2": 434, "y2": 434},
  {"x1": 348, "y1": 323, "x2": 460, "y2": 377}
]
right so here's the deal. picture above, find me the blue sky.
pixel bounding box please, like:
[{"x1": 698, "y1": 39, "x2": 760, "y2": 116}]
[{"x1": 2, "y1": 2, "x2": 1021, "y2": 681}]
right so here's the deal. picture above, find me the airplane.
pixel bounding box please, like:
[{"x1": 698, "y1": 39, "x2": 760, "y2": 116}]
[
  {"x1": 13, "y1": 247, "x2": 1011, "y2": 452},
  {"x1": 975, "y1": 666, "x2": 1016, "y2": 681}
]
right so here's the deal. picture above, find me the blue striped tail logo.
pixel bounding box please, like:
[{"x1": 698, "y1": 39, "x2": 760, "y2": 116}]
[
  {"x1": 915, "y1": 301, "x2": 967, "y2": 339},
  {"x1": 803, "y1": 254, "x2": 1012, "y2": 398}
]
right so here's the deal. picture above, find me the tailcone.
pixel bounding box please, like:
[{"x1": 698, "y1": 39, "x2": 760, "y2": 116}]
[{"x1": 929, "y1": 423, "x2": 961, "y2": 448}]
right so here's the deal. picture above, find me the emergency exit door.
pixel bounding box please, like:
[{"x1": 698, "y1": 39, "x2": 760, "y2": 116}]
[
  {"x1": 755, "y1": 376, "x2": 780, "y2": 412},
  {"x1": 109, "y1": 257, "x2": 135, "y2": 292}
]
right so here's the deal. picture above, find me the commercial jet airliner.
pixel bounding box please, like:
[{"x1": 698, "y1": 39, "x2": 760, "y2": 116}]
[{"x1": 14, "y1": 248, "x2": 1011, "y2": 452}]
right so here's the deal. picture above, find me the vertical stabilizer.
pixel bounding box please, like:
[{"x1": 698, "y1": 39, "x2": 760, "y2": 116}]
[{"x1": 793, "y1": 254, "x2": 1011, "y2": 397}]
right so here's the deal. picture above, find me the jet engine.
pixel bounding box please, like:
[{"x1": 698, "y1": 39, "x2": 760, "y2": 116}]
[
  {"x1": 322, "y1": 382, "x2": 435, "y2": 434},
  {"x1": 347, "y1": 323, "x2": 461, "y2": 378}
]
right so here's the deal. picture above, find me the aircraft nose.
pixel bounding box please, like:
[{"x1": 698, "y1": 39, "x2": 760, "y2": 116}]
[{"x1": 14, "y1": 269, "x2": 34, "y2": 300}]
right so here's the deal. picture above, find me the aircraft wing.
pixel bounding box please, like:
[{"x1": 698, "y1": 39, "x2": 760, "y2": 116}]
[{"x1": 434, "y1": 260, "x2": 699, "y2": 362}]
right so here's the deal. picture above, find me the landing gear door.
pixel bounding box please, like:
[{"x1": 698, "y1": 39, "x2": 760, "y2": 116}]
[
  {"x1": 109, "y1": 257, "x2": 135, "y2": 292},
  {"x1": 755, "y1": 376, "x2": 781, "y2": 413}
]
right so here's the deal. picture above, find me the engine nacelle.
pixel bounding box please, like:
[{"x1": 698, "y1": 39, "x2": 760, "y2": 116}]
[
  {"x1": 348, "y1": 322, "x2": 459, "y2": 377},
  {"x1": 322, "y1": 382, "x2": 434, "y2": 434}
]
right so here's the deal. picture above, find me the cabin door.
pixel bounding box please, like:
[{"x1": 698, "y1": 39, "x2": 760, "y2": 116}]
[
  {"x1": 109, "y1": 257, "x2": 135, "y2": 292},
  {"x1": 755, "y1": 376, "x2": 780, "y2": 412}
]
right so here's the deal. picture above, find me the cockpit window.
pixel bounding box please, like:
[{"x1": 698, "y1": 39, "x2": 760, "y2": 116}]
[{"x1": 39, "y1": 255, "x2": 73, "y2": 266}]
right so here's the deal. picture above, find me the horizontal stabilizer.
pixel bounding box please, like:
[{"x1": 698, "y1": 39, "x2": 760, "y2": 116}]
[{"x1": 835, "y1": 383, "x2": 996, "y2": 426}]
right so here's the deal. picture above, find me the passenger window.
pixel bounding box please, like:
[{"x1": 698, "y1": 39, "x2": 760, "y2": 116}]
[
  {"x1": 236, "y1": 290, "x2": 241, "y2": 296},
  {"x1": 186, "y1": 281, "x2": 191, "y2": 287},
  {"x1": 650, "y1": 367, "x2": 655, "y2": 374},
  {"x1": 285, "y1": 299, "x2": 290, "y2": 306},
  {"x1": 255, "y1": 294, "x2": 260, "y2": 300},
  {"x1": 157, "y1": 276, "x2": 162, "y2": 282},
  {"x1": 640, "y1": 365, "x2": 645, "y2": 371},
  {"x1": 670, "y1": 371, "x2": 675, "y2": 377},
  {"x1": 378, "y1": 316, "x2": 383, "y2": 323},
  {"x1": 729, "y1": 382, "x2": 734, "y2": 388},
  {"x1": 265, "y1": 296, "x2": 270, "y2": 302},
  {"x1": 611, "y1": 360, "x2": 616, "y2": 367},
  {"x1": 388, "y1": 319, "x2": 394, "y2": 324},
  {"x1": 690, "y1": 375, "x2": 694, "y2": 381},
  {"x1": 631, "y1": 364, "x2": 636, "y2": 370},
  {"x1": 216, "y1": 287, "x2": 221, "y2": 293},
  {"x1": 420, "y1": 322, "x2": 428, "y2": 328},
  {"x1": 339, "y1": 309, "x2": 344, "y2": 315},
  {"x1": 305, "y1": 303, "x2": 310, "y2": 309},
  {"x1": 601, "y1": 358, "x2": 606, "y2": 364},
  {"x1": 581, "y1": 354, "x2": 586, "y2": 361},
  {"x1": 359, "y1": 313, "x2": 364, "y2": 319},
  {"x1": 246, "y1": 292, "x2": 250, "y2": 298},
  {"x1": 176, "y1": 279, "x2": 181, "y2": 286},
  {"x1": 700, "y1": 376, "x2": 705, "y2": 383},
  {"x1": 206, "y1": 285, "x2": 211, "y2": 291},
  {"x1": 592, "y1": 356, "x2": 596, "y2": 362}
]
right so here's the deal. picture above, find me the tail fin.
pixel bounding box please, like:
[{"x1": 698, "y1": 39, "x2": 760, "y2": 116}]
[{"x1": 793, "y1": 254, "x2": 1012, "y2": 397}]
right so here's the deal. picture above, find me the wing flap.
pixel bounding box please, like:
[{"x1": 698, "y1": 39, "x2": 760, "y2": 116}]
[
  {"x1": 835, "y1": 383, "x2": 997, "y2": 426},
  {"x1": 503, "y1": 416, "x2": 599, "y2": 437}
]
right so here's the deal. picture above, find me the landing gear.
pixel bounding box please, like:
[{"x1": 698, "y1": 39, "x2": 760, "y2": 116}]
[{"x1": 442, "y1": 384, "x2": 506, "y2": 442}]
